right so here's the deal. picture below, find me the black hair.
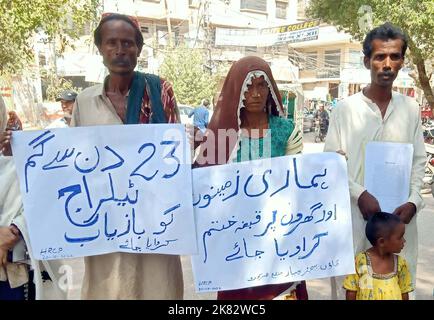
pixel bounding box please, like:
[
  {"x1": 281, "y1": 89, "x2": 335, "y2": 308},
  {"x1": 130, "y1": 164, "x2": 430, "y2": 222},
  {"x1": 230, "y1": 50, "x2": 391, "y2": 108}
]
[
  {"x1": 362, "y1": 22, "x2": 408, "y2": 58},
  {"x1": 365, "y1": 212, "x2": 402, "y2": 246},
  {"x1": 94, "y1": 13, "x2": 144, "y2": 51}
]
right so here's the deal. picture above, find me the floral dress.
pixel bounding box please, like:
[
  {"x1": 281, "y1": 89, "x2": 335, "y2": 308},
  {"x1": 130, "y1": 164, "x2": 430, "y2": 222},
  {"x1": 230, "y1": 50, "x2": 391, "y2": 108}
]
[{"x1": 343, "y1": 251, "x2": 413, "y2": 300}]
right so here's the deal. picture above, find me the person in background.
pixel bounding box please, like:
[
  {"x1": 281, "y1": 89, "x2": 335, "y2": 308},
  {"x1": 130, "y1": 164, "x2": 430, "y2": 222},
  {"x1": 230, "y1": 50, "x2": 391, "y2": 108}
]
[
  {"x1": 189, "y1": 98, "x2": 210, "y2": 134},
  {"x1": 189, "y1": 99, "x2": 210, "y2": 152},
  {"x1": 314, "y1": 104, "x2": 329, "y2": 137},
  {"x1": 46, "y1": 90, "x2": 77, "y2": 128}
]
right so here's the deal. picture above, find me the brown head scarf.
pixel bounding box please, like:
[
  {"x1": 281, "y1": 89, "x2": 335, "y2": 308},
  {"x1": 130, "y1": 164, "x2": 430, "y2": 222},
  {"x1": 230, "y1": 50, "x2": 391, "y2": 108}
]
[{"x1": 195, "y1": 56, "x2": 284, "y2": 167}]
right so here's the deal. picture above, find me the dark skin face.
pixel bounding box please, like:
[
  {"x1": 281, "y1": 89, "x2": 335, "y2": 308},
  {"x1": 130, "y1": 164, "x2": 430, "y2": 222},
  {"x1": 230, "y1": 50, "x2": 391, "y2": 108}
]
[
  {"x1": 380, "y1": 222, "x2": 406, "y2": 254},
  {"x1": 364, "y1": 38, "x2": 404, "y2": 88},
  {"x1": 97, "y1": 20, "x2": 141, "y2": 75},
  {"x1": 60, "y1": 100, "x2": 74, "y2": 116},
  {"x1": 243, "y1": 76, "x2": 270, "y2": 113},
  {"x1": 241, "y1": 76, "x2": 270, "y2": 136}
]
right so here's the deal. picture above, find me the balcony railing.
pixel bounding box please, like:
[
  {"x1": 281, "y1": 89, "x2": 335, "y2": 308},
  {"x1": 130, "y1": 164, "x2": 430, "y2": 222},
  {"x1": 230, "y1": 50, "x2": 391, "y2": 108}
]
[{"x1": 317, "y1": 68, "x2": 340, "y2": 79}]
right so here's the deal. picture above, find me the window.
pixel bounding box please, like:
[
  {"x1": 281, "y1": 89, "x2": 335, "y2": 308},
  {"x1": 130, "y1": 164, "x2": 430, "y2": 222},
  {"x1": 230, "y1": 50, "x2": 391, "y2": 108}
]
[
  {"x1": 140, "y1": 26, "x2": 149, "y2": 34},
  {"x1": 276, "y1": 1, "x2": 287, "y2": 19},
  {"x1": 324, "y1": 50, "x2": 341, "y2": 68},
  {"x1": 319, "y1": 50, "x2": 341, "y2": 78},
  {"x1": 38, "y1": 54, "x2": 47, "y2": 67},
  {"x1": 240, "y1": 0, "x2": 267, "y2": 12},
  {"x1": 297, "y1": 0, "x2": 308, "y2": 20},
  {"x1": 245, "y1": 46, "x2": 258, "y2": 54},
  {"x1": 349, "y1": 49, "x2": 363, "y2": 68},
  {"x1": 138, "y1": 58, "x2": 149, "y2": 70},
  {"x1": 304, "y1": 51, "x2": 318, "y2": 70}
]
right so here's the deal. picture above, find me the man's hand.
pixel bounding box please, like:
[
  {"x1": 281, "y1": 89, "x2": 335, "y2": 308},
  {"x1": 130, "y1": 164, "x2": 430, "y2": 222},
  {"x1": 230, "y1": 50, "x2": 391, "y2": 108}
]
[
  {"x1": 358, "y1": 190, "x2": 381, "y2": 220},
  {"x1": 0, "y1": 130, "x2": 13, "y2": 156},
  {"x1": 0, "y1": 226, "x2": 20, "y2": 267},
  {"x1": 393, "y1": 202, "x2": 417, "y2": 224}
]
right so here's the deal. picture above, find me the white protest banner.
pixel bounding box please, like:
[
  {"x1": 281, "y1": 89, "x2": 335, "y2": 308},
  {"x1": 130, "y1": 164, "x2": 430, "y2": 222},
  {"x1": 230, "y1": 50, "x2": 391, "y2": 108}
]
[
  {"x1": 191, "y1": 153, "x2": 354, "y2": 293},
  {"x1": 215, "y1": 20, "x2": 320, "y2": 47},
  {"x1": 11, "y1": 124, "x2": 197, "y2": 260}
]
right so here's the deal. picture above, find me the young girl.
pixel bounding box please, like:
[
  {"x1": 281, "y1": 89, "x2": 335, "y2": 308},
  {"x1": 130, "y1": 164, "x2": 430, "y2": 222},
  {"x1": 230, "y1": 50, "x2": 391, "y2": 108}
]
[{"x1": 344, "y1": 212, "x2": 413, "y2": 300}]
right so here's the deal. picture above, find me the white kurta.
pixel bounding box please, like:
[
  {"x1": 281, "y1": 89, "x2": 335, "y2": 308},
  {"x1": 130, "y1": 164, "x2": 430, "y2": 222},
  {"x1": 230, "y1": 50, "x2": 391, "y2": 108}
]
[{"x1": 324, "y1": 91, "x2": 425, "y2": 298}]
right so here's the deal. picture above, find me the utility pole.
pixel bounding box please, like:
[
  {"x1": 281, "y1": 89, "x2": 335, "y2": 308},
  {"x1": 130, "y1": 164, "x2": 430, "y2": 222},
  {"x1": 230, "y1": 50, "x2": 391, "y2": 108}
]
[
  {"x1": 164, "y1": 0, "x2": 173, "y2": 47},
  {"x1": 202, "y1": 0, "x2": 212, "y2": 75}
]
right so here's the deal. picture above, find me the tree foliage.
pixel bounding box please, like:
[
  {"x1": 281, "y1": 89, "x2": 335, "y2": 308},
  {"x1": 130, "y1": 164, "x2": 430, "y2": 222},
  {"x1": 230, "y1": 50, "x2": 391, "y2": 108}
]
[
  {"x1": 307, "y1": 0, "x2": 434, "y2": 107},
  {"x1": 42, "y1": 69, "x2": 82, "y2": 101},
  {"x1": 159, "y1": 45, "x2": 222, "y2": 106},
  {"x1": 0, "y1": 0, "x2": 99, "y2": 74}
]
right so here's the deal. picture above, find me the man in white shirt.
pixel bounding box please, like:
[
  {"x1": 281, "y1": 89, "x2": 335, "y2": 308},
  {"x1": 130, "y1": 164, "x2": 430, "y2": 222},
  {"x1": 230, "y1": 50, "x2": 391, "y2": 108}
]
[{"x1": 324, "y1": 22, "x2": 425, "y2": 299}]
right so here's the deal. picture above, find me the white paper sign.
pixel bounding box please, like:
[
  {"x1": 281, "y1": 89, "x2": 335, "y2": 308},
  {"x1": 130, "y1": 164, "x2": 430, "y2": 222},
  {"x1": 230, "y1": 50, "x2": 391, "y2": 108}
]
[
  {"x1": 364, "y1": 141, "x2": 413, "y2": 213},
  {"x1": 191, "y1": 153, "x2": 354, "y2": 293},
  {"x1": 11, "y1": 124, "x2": 197, "y2": 260}
]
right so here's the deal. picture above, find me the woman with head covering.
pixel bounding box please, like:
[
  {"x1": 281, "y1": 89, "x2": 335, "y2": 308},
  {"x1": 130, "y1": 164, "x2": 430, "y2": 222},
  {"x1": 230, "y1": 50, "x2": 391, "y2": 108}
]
[{"x1": 195, "y1": 56, "x2": 306, "y2": 300}]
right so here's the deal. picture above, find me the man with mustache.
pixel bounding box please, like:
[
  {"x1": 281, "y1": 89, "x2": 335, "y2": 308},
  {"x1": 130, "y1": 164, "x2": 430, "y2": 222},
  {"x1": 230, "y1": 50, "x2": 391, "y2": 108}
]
[
  {"x1": 70, "y1": 13, "x2": 182, "y2": 299},
  {"x1": 324, "y1": 23, "x2": 425, "y2": 299}
]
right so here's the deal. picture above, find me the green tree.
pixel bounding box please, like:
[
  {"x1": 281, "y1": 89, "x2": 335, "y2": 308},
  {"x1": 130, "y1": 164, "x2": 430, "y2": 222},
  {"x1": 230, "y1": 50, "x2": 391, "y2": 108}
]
[
  {"x1": 159, "y1": 45, "x2": 221, "y2": 106},
  {"x1": 307, "y1": 0, "x2": 434, "y2": 109},
  {"x1": 0, "y1": 0, "x2": 99, "y2": 74},
  {"x1": 42, "y1": 69, "x2": 82, "y2": 101}
]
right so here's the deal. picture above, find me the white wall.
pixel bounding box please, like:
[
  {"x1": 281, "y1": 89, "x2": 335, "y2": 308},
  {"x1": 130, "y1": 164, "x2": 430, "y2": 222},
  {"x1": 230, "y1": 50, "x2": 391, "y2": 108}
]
[
  {"x1": 104, "y1": 0, "x2": 189, "y2": 20},
  {"x1": 208, "y1": 0, "x2": 298, "y2": 28}
]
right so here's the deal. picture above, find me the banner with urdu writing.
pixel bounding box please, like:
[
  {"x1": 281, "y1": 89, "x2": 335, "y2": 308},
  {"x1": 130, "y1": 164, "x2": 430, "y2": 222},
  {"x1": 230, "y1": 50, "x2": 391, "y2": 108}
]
[
  {"x1": 191, "y1": 152, "x2": 354, "y2": 292},
  {"x1": 11, "y1": 124, "x2": 197, "y2": 260}
]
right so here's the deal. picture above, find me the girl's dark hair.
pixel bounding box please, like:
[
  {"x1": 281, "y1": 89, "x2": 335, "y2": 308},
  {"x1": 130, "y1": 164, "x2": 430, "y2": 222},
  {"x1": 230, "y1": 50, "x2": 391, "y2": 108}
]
[
  {"x1": 94, "y1": 13, "x2": 144, "y2": 51},
  {"x1": 363, "y1": 22, "x2": 408, "y2": 58},
  {"x1": 365, "y1": 212, "x2": 402, "y2": 246}
]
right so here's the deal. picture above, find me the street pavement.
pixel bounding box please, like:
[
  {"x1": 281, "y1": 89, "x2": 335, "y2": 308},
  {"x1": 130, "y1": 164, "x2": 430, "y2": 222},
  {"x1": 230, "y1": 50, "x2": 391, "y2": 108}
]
[{"x1": 66, "y1": 132, "x2": 434, "y2": 300}]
